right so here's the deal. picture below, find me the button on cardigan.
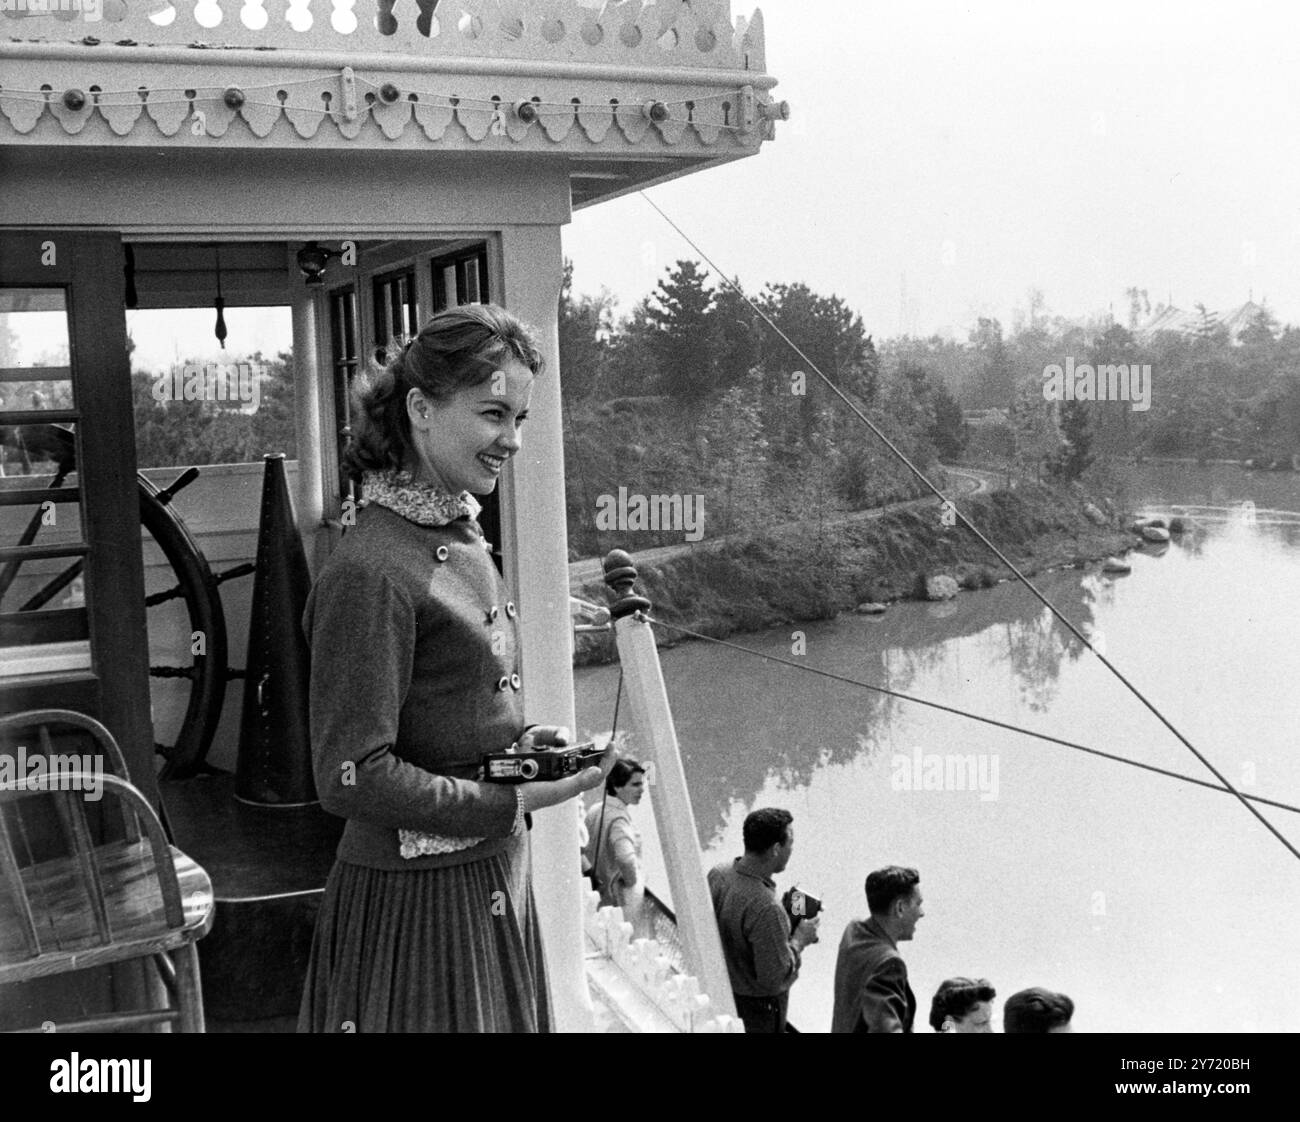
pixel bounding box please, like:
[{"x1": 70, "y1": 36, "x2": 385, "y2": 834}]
[{"x1": 304, "y1": 503, "x2": 527, "y2": 871}]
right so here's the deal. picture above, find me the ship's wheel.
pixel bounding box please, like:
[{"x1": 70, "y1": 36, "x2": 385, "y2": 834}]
[{"x1": 0, "y1": 422, "x2": 250, "y2": 779}]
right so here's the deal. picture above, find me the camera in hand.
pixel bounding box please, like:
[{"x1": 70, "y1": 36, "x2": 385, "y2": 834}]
[
  {"x1": 782, "y1": 886, "x2": 823, "y2": 929},
  {"x1": 483, "y1": 741, "x2": 603, "y2": 783}
]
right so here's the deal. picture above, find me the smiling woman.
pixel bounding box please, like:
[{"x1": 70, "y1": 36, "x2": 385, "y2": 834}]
[
  {"x1": 342, "y1": 304, "x2": 541, "y2": 495},
  {"x1": 404, "y1": 356, "x2": 534, "y2": 496},
  {"x1": 298, "y1": 303, "x2": 612, "y2": 1033}
]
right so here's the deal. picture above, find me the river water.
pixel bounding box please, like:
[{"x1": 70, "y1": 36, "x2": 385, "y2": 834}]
[{"x1": 572, "y1": 464, "x2": 1300, "y2": 1033}]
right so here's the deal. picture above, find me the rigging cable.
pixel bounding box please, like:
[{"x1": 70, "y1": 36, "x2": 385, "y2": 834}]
[
  {"x1": 637, "y1": 190, "x2": 1300, "y2": 862},
  {"x1": 644, "y1": 617, "x2": 1300, "y2": 817}
]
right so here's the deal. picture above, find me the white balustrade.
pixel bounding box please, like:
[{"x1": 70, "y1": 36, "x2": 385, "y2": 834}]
[
  {"x1": 583, "y1": 890, "x2": 743, "y2": 1033},
  {"x1": 7, "y1": 0, "x2": 749, "y2": 67}
]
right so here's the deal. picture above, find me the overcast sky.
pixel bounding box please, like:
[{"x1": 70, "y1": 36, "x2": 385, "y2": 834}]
[
  {"x1": 109, "y1": 1, "x2": 1300, "y2": 371},
  {"x1": 562, "y1": 0, "x2": 1300, "y2": 340}
]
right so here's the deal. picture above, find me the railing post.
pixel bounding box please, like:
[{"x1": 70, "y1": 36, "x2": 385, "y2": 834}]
[{"x1": 601, "y1": 549, "x2": 737, "y2": 1021}]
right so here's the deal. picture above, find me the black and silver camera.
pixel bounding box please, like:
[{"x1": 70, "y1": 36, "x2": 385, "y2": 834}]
[
  {"x1": 782, "y1": 886, "x2": 823, "y2": 928},
  {"x1": 482, "y1": 742, "x2": 603, "y2": 783}
]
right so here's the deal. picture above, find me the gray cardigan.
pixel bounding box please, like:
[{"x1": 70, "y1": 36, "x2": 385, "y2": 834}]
[{"x1": 303, "y1": 503, "x2": 527, "y2": 870}]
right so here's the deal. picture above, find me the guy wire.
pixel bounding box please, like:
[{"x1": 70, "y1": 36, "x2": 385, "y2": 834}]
[
  {"x1": 638, "y1": 190, "x2": 1300, "y2": 862},
  {"x1": 644, "y1": 616, "x2": 1300, "y2": 817}
]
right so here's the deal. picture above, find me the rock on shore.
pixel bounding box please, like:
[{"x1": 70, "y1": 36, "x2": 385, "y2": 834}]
[{"x1": 922, "y1": 575, "x2": 960, "y2": 601}]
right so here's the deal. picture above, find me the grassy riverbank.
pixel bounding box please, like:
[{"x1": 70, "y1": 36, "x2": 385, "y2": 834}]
[{"x1": 572, "y1": 481, "x2": 1135, "y2": 665}]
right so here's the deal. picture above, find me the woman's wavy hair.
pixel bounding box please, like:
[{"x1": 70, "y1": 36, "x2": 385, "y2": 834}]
[{"x1": 345, "y1": 303, "x2": 544, "y2": 477}]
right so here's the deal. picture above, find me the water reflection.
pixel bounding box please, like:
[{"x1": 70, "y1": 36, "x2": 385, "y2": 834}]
[
  {"x1": 573, "y1": 465, "x2": 1300, "y2": 1031},
  {"x1": 577, "y1": 571, "x2": 1105, "y2": 843}
]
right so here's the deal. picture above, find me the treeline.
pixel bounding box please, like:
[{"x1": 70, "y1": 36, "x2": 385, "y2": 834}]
[
  {"x1": 559, "y1": 260, "x2": 965, "y2": 557},
  {"x1": 890, "y1": 295, "x2": 1300, "y2": 471},
  {"x1": 131, "y1": 350, "x2": 299, "y2": 469}
]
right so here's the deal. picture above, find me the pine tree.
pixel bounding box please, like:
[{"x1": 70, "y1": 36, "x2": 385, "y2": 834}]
[
  {"x1": 928, "y1": 379, "x2": 967, "y2": 461},
  {"x1": 1049, "y1": 399, "x2": 1094, "y2": 482},
  {"x1": 644, "y1": 259, "x2": 719, "y2": 403}
]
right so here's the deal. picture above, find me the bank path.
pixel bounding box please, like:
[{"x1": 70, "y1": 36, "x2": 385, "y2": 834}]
[{"x1": 567, "y1": 465, "x2": 998, "y2": 588}]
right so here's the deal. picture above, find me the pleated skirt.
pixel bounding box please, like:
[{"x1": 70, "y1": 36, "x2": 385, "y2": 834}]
[{"x1": 297, "y1": 832, "x2": 552, "y2": 1033}]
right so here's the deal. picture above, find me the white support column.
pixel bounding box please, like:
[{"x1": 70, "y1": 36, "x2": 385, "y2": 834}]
[
  {"x1": 291, "y1": 285, "x2": 325, "y2": 574},
  {"x1": 610, "y1": 609, "x2": 738, "y2": 1021},
  {"x1": 497, "y1": 224, "x2": 594, "y2": 1033}
]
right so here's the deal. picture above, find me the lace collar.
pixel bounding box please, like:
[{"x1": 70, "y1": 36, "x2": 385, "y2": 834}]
[{"x1": 362, "y1": 468, "x2": 482, "y2": 527}]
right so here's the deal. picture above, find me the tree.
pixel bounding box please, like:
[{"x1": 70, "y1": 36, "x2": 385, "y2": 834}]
[
  {"x1": 1049, "y1": 399, "x2": 1093, "y2": 482},
  {"x1": 132, "y1": 349, "x2": 297, "y2": 468},
  {"x1": 601, "y1": 300, "x2": 661, "y2": 399},
  {"x1": 756, "y1": 281, "x2": 871, "y2": 467},
  {"x1": 878, "y1": 358, "x2": 936, "y2": 470},
  {"x1": 1083, "y1": 322, "x2": 1145, "y2": 456},
  {"x1": 884, "y1": 334, "x2": 977, "y2": 404},
  {"x1": 558, "y1": 258, "x2": 614, "y2": 399},
  {"x1": 928, "y1": 379, "x2": 967, "y2": 461},
  {"x1": 1010, "y1": 378, "x2": 1061, "y2": 480},
  {"x1": 250, "y1": 351, "x2": 299, "y2": 459},
  {"x1": 968, "y1": 317, "x2": 1013, "y2": 409},
  {"x1": 710, "y1": 280, "x2": 762, "y2": 395},
  {"x1": 644, "y1": 259, "x2": 720, "y2": 403},
  {"x1": 699, "y1": 370, "x2": 768, "y2": 534},
  {"x1": 757, "y1": 282, "x2": 870, "y2": 395}
]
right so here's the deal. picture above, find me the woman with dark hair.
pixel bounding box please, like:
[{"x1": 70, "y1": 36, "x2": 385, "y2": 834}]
[
  {"x1": 929, "y1": 977, "x2": 996, "y2": 1033},
  {"x1": 298, "y1": 304, "x2": 610, "y2": 1033},
  {"x1": 583, "y1": 757, "x2": 647, "y2": 929}
]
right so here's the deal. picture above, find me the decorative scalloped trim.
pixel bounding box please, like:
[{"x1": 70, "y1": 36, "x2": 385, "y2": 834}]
[{"x1": 0, "y1": 80, "x2": 766, "y2": 145}]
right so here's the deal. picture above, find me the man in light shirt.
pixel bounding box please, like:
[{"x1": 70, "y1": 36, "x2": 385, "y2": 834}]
[{"x1": 708, "y1": 808, "x2": 820, "y2": 1034}]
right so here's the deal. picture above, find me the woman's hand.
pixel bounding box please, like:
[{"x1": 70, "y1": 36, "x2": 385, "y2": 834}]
[{"x1": 518, "y1": 740, "x2": 618, "y2": 814}]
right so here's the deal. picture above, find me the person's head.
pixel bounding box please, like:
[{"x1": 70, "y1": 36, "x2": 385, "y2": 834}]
[
  {"x1": 346, "y1": 304, "x2": 544, "y2": 495},
  {"x1": 742, "y1": 808, "x2": 795, "y2": 874},
  {"x1": 865, "y1": 865, "x2": 923, "y2": 941},
  {"x1": 929, "y1": 977, "x2": 996, "y2": 1033},
  {"x1": 1003, "y1": 988, "x2": 1074, "y2": 1033},
  {"x1": 606, "y1": 758, "x2": 647, "y2": 805}
]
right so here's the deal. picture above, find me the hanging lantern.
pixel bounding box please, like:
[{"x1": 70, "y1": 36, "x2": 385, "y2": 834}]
[{"x1": 213, "y1": 245, "x2": 227, "y2": 349}]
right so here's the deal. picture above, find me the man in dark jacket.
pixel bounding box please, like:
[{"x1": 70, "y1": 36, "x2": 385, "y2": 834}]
[{"x1": 831, "y1": 865, "x2": 924, "y2": 1033}]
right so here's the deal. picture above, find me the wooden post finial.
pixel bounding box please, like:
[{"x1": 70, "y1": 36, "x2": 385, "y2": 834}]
[{"x1": 602, "y1": 549, "x2": 651, "y2": 620}]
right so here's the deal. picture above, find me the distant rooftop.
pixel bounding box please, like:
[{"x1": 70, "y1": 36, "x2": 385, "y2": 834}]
[{"x1": 1136, "y1": 300, "x2": 1271, "y2": 343}]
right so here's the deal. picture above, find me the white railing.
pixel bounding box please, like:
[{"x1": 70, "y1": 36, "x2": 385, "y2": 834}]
[
  {"x1": 3, "y1": 0, "x2": 766, "y2": 73},
  {"x1": 584, "y1": 890, "x2": 742, "y2": 1032}
]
